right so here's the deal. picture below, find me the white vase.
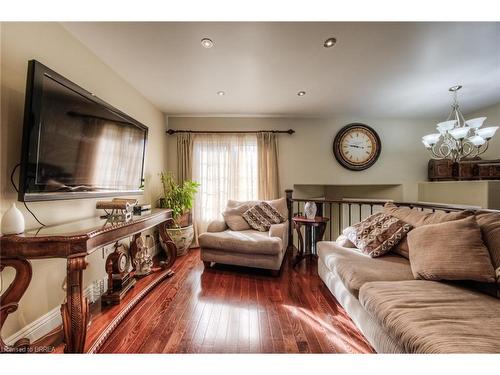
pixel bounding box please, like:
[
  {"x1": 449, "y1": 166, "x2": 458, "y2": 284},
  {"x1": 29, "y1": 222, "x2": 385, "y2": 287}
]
[
  {"x1": 1, "y1": 203, "x2": 25, "y2": 235},
  {"x1": 304, "y1": 201, "x2": 317, "y2": 220}
]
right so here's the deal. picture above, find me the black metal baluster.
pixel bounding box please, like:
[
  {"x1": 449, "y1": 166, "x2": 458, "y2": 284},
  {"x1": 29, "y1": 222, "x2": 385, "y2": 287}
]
[
  {"x1": 329, "y1": 203, "x2": 332, "y2": 241},
  {"x1": 338, "y1": 203, "x2": 341, "y2": 236}
]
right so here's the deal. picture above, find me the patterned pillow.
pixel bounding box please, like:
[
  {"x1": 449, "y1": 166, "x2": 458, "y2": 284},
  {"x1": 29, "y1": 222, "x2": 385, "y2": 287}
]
[
  {"x1": 242, "y1": 202, "x2": 287, "y2": 232},
  {"x1": 343, "y1": 212, "x2": 412, "y2": 257}
]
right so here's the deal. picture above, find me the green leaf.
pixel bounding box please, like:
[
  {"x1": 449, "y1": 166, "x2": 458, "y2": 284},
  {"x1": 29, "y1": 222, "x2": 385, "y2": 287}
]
[{"x1": 159, "y1": 171, "x2": 200, "y2": 224}]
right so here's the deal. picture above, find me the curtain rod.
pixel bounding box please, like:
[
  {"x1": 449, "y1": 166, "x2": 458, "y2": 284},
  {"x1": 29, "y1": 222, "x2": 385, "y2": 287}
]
[{"x1": 166, "y1": 129, "x2": 295, "y2": 135}]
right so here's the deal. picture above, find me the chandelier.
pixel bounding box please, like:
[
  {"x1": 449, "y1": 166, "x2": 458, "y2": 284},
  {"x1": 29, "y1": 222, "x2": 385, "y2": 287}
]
[{"x1": 422, "y1": 85, "x2": 498, "y2": 163}]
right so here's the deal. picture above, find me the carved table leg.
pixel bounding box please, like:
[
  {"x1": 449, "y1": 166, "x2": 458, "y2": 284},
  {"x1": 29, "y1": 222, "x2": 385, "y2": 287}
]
[
  {"x1": 61, "y1": 256, "x2": 89, "y2": 353},
  {"x1": 0, "y1": 258, "x2": 32, "y2": 353},
  {"x1": 293, "y1": 222, "x2": 305, "y2": 268},
  {"x1": 158, "y1": 220, "x2": 177, "y2": 269},
  {"x1": 314, "y1": 223, "x2": 327, "y2": 255}
]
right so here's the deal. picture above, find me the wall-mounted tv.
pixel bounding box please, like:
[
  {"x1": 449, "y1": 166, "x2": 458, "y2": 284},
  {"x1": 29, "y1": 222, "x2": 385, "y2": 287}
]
[{"x1": 19, "y1": 60, "x2": 148, "y2": 202}]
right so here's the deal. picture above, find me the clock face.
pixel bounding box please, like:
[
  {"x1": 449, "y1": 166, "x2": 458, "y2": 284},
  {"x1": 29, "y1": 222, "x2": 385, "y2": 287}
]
[
  {"x1": 333, "y1": 124, "x2": 381, "y2": 171},
  {"x1": 118, "y1": 253, "x2": 128, "y2": 273}
]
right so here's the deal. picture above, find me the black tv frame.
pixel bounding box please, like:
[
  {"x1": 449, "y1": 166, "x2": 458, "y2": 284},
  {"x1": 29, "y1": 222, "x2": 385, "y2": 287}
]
[{"x1": 19, "y1": 60, "x2": 148, "y2": 202}]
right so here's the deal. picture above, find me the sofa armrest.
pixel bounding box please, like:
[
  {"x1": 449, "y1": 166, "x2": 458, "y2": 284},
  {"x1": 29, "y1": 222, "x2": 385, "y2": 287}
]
[
  {"x1": 207, "y1": 220, "x2": 228, "y2": 233},
  {"x1": 269, "y1": 221, "x2": 289, "y2": 249}
]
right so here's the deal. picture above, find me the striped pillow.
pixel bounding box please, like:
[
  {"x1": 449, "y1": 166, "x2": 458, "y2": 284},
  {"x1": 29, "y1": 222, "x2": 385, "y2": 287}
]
[{"x1": 242, "y1": 202, "x2": 286, "y2": 232}]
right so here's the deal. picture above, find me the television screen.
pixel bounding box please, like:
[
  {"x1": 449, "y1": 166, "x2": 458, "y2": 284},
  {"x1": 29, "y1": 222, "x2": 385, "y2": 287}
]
[{"x1": 19, "y1": 60, "x2": 148, "y2": 202}]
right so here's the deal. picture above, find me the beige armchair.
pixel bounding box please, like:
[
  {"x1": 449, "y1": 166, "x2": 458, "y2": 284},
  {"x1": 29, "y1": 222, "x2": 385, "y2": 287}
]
[{"x1": 198, "y1": 198, "x2": 289, "y2": 275}]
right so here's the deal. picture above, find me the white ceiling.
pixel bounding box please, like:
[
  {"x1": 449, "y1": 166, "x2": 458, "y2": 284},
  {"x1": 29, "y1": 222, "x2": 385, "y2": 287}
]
[{"x1": 62, "y1": 22, "x2": 500, "y2": 118}]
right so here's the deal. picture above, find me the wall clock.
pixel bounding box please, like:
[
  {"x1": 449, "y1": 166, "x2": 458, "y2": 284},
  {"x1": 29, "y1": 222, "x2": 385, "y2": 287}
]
[{"x1": 333, "y1": 123, "x2": 381, "y2": 171}]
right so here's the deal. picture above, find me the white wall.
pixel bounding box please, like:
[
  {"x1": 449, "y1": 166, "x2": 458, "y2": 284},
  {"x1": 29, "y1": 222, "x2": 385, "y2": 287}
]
[
  {"x1": 166, "y1": 116, "x2": 437, "y2": 201},
  {"x1": 466, "y1": 102, "x2": 500, "y2": 160},
  {"x1": 0, "y1": 23, "x2": 167, "y2": 338}
]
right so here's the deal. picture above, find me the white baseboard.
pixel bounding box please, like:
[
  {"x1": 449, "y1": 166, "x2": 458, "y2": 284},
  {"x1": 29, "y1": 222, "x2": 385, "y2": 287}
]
[
  {"x1": 5, "y1": 305, "x2": 62, "y2": 346},
  {"x1": 5, "y1": 242, "x2": 160, "y2": 346},
  {"x1": 5, "y1": 283, "x2": 95, "y2": 346}
]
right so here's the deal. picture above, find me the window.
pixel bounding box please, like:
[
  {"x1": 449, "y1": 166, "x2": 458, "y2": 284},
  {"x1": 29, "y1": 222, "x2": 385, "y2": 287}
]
[{"x1": 192, "y1": 134, "x2": 258, "y2": 233}]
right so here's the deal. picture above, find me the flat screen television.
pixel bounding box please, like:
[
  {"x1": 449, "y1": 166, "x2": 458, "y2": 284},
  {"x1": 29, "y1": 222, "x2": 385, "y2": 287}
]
[{"x1": 19, "y1": 60, "x2": 148, "y2": 202}]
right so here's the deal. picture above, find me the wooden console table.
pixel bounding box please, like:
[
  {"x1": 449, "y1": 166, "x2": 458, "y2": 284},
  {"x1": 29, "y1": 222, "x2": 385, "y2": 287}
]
[{"x1": 0, "y1": 208, "x2": 177, "y2": 353}]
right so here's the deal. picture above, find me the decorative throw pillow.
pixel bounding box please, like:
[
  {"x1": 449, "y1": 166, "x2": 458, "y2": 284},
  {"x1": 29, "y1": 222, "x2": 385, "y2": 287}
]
[
  {"x1": 383, "y1": 202, "x2": 474, "y2": 259},
  {"x1": 474, "y1": 210, "x2": 500, "y2": 283},
  {"x1": 242, "y1": 202, "x2": 287, "y2": 232},
  {"x1": 407, "y1": 216, "x2": 496, "y2": 283},
  {"x1": 228, "y1": 197, "x2": 288, "y2": 220},
  {"x1": 343, "y1": 212, "x2": 412, "y2": 258},
  {"x1": 222, "y1": 203, "x2": 252, "y2": 231}
]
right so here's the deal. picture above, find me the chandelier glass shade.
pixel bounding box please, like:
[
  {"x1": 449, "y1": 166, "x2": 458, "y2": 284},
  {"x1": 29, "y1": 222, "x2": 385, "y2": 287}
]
[{"x1": 422, "y1": 86, "x2": 498, "y2": 163}]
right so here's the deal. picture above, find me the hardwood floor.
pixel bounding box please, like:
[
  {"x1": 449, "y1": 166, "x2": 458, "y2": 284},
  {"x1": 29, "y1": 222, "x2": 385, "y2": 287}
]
[{"x1": 99, "y1": 248, "x2": 374, "y2": 353}]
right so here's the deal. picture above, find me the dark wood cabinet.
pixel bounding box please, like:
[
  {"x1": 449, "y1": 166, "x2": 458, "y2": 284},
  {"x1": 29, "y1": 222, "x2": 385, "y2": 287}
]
[
  {"x1": 428, "y1": 159, "x2": 500, "y2": 181},
  {"x1": 428, "y1": 159, "x2": 454, "y2": 181}
]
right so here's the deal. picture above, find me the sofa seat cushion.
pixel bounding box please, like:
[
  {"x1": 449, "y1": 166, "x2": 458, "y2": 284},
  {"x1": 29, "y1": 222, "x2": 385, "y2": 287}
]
[
  {"x1": 359, "y1": 280, "x2": 500, "y2": 353},
  {"x1": 198, "y1": 229, "x2": 282, "y2": 256},
  {"x1": 317, "y1": 241, "x2": 414, "y2": 298}
]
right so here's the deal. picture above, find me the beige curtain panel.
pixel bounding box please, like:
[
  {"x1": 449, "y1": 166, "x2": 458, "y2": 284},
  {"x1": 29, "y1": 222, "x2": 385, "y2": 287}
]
[
  {"x1": 176, "y1": 132, "x2": 193, "y2": 183},
  {"x1": 176, "y1": 132, "x2": 199, "y2": 246},
  {"x1": 257, "y1": 132, "x2": 280, "y2": 200}
]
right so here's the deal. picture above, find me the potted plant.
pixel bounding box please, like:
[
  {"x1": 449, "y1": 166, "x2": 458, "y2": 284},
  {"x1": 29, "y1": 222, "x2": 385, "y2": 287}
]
[{"x1": 159, "y1": 172, "x2": 200, "y2": 256}]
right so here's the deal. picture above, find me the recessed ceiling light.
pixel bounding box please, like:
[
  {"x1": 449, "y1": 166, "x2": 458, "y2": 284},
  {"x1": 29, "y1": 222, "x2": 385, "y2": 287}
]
[
  {"x1": 217, "y1": 91, "x2": 225, "y2": 96},
  {"x1": 323, "y1": 37, "x2": 337, "y2": 48},
  {"x1": 201, "y1": 38, "x2": 214, "y2": 48},
  {"x1": 297, "y1": 91, "x2": 306, "y2": 96}
]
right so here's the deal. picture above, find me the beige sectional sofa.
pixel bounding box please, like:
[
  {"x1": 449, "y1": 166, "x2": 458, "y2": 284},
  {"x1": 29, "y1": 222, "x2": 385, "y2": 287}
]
[{"x1": 318, "y1": 207, "x2": 500, "y2": 353}]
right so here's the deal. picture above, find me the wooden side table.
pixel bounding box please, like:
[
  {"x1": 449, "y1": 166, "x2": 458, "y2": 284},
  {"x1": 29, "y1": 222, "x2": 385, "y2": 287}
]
[{"x1": 292, "y1": 216, "x2": 329, "y2": 268}]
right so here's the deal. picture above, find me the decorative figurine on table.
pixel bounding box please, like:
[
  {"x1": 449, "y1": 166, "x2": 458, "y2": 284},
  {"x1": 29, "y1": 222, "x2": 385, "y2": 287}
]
[
  {"x1": 133, "y1": 235, "x2": 154, "y2": 277},
  {"x1": 96, "y1": 198, "x2": 138, "y2": 224}
]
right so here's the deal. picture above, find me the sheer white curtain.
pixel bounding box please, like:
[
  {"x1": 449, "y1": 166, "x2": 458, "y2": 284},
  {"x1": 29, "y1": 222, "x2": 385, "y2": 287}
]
[{"x1": 192, "y1": 134, "x2": 258, "y2": 234}]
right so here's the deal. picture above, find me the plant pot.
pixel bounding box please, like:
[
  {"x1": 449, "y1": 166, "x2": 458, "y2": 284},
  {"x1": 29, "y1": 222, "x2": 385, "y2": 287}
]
[
  {"x1": 176, "y1": 211, "x2": 192, "y2": 227},
  {"x1": 163, "y1": 224, "x2": 194, "y2": 257}
]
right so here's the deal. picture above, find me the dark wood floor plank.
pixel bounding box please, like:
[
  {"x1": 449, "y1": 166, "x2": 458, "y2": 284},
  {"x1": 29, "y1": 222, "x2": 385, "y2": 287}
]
[
  {"x1": 99, "y1": 248, "x2": 374, "y2": 354},
  {"x1": 199, "y1": 271, "x2": 227, "y2": 352},
  {"x1": 159, "y1": 265, "x2": 204, "y2": 353},
  {"x1": 255, "y1": 277, "x2": 274, "y2": 353},
  {"x1": 99, "y1": 252, "x2": 195, "y2": 353},
  {"x1": 128, "y1": 253, "x2": 200, "y2": 353},
  {"x1": 210, "y1": 270, "x2": 234, "y2": 353}
]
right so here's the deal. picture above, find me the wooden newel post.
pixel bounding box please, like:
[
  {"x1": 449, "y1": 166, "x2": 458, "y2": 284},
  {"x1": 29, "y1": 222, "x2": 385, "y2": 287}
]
[{"x1": 285, "y1": 189, "x2": 293, "y2": 248}]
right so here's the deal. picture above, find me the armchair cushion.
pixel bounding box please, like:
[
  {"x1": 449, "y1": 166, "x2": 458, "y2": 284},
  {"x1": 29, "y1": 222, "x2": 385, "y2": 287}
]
[
  {"x1": 269, "y1": 221, "x2": 287, "y2": 240},
  {"x1": 206, "y1": 220, "x2": 228, "y2": 233},
  {"x1": 199, "y1": 229, "x2": 283, "y2": 256},
  {"x1": 222, "y1": 203, "x2": 252, "y2": 231}
]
